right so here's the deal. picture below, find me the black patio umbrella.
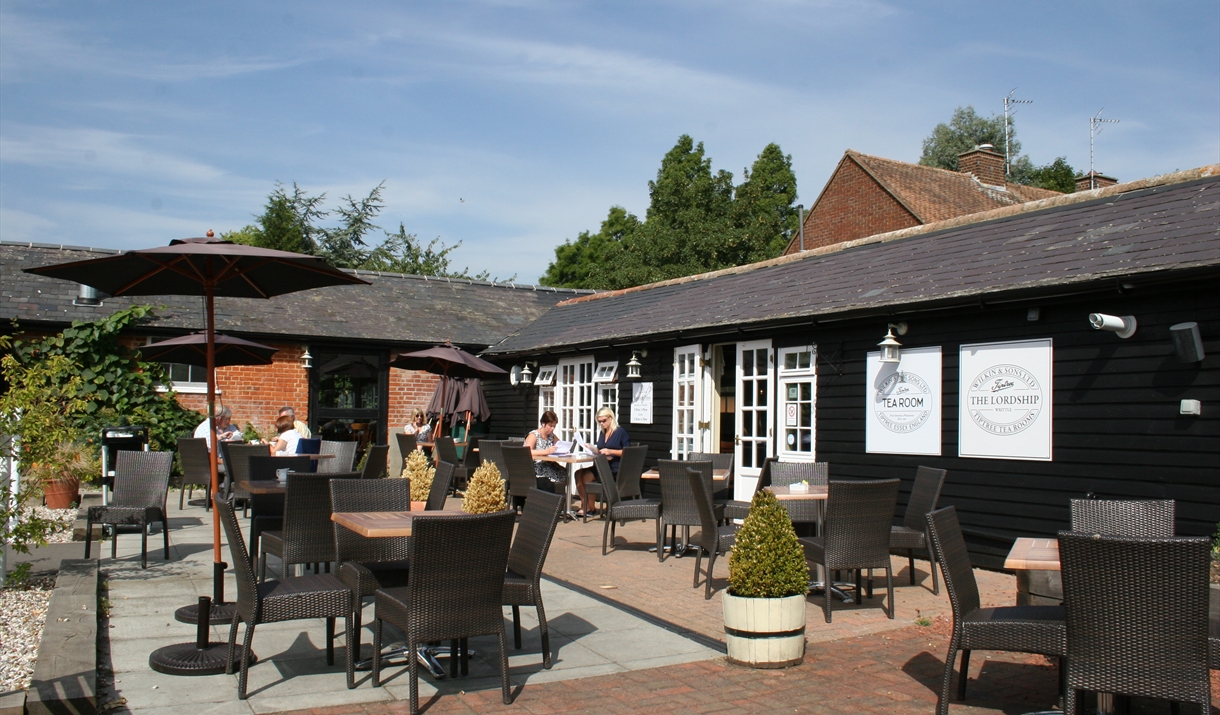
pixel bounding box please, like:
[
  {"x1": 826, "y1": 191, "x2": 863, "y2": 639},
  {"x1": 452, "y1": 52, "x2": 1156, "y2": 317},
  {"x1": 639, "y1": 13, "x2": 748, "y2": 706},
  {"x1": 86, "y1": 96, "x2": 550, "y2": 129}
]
[
  {"x1": 388, "y1": 341, "x2": 506, "y2": 438},
  {"x1": 426, "y1": 376, "x2": 463, "y2": 426},
  {"x1": 140, "y1": 332, "x2": 279, "y2": 367},
  {"x1": 454, "y1": 377, "x2": 492, "y2": 426},
  {"x1": 26, "y1": 235, "x2": 368, "y2": 673}
]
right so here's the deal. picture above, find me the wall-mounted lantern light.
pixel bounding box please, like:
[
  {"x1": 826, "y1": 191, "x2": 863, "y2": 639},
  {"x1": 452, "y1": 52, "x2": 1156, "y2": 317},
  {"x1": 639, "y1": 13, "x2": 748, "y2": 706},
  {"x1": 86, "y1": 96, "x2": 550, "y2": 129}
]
[
  {"x1": 519, "y1": 362, "x2": 534, "y2": 385},
  {"x1": 1088, "y1": 313, "x2": 1137, "y2": 339},
  {"x1": 626, "y1": 350, "x2": 646, "y2": 379},
  {"x1": 302, "y1": 348, "x2": 313, "y2": 370},
  {"x1": 511, "y1": 362, "x2": 536, "y2": 386},
  {"x1": 877, "y1": 322, "x2": 907, "y2": 363},
  {"x1": 1170, "y1": 321, "x2": 1205, "y2": 362}
]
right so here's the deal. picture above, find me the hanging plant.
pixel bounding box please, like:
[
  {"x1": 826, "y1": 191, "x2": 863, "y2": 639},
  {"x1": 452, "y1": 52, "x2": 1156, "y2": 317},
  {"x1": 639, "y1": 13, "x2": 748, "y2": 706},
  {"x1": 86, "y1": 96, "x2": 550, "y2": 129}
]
[
  {"x1": 403, "y1": 449, "x2": 434, "y2": 502},
  {"x1": 462, "y1": 460, "x2": 506, "y2": 514}
]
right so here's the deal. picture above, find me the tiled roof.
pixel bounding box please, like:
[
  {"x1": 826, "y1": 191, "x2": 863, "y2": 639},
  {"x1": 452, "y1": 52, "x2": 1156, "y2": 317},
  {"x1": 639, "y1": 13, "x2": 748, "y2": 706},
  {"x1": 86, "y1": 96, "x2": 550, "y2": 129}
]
[
  {"x1": 0, "y1": 242, "x2": 590, "y2": 349},
  {"x1": 485, "y1": 167, "x2": 1219, "y2": 356},
  {"x1": 850, "y1": 150, "x2": 1063, "y2": 223}
]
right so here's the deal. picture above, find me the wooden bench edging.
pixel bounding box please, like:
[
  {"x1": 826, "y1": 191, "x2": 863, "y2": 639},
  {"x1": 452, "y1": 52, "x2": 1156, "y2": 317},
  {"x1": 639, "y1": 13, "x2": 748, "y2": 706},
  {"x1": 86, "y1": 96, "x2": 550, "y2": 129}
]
[{"x1": 26, "y1": 558, "x2": 97, "y2": 715}]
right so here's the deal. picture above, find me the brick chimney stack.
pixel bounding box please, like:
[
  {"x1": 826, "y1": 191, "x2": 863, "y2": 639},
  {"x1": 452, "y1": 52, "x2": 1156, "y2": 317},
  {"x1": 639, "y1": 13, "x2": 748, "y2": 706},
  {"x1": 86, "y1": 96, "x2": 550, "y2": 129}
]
[
  {"x1": 1074, "y1": 171, "x2": 1118, "y2": 192},
  {"x1": 958, "y1": 144, "x2": 1006, "y2": 187}
]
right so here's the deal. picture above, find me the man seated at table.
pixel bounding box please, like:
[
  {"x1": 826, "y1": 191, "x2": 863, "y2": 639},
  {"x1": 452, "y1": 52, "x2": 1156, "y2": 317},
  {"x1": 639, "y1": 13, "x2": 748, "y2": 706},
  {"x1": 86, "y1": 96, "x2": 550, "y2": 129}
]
[
  {"x1": 194, "y1": 405, "x2": 240, "y2": 450},
  {"x1": 279, "y1": 405, "x2": 311, "y2": 438}
]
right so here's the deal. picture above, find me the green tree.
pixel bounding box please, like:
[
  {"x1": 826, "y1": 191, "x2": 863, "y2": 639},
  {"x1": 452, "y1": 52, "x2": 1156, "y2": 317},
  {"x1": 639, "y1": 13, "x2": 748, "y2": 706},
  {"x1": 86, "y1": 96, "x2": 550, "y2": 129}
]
[
  {"x1": 364, "y1": 223, "x2": 494, "y2": 280},
  {"x1": 1011, "y1": 155, "x2": 1077, "y2": 193},
  {"x1": 539, "y1": 206, "x2": 639, "y2": 288},
  {"x1": 732, "y1": 143, "x2": 800, "y2": 258},
  {"x1": 919, "y1": 106, "x2": 1016, "y2": 172},
  {"x1": 316, "y1": 182, "x2": 385, "y2": 268}
]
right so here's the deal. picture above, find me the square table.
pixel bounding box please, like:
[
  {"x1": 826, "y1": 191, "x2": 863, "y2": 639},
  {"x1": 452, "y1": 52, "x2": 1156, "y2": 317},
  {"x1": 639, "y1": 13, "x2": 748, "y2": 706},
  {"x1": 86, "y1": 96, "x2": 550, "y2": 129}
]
[{"x1": 330, "y1": 509, "x2": 459, "y2": 537}]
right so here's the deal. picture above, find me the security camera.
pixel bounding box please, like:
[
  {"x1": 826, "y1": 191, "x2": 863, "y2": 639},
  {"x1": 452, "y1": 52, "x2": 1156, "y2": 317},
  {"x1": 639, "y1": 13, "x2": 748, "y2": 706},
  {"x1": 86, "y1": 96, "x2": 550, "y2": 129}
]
[{"x1": 1088, "y1": 313, "x2": 1137, "y2": 339}]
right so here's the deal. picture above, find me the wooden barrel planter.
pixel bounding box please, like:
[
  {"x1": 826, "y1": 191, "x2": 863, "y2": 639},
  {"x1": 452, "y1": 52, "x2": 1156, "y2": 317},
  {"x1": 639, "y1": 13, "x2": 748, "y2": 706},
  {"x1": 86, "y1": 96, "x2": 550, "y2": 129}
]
[
  {"x1": 722, "y1": 592, "x2": 806, "y2": 668},
  {"x1": 42, "y1": 478, "x2": 81, "y2": 509}
]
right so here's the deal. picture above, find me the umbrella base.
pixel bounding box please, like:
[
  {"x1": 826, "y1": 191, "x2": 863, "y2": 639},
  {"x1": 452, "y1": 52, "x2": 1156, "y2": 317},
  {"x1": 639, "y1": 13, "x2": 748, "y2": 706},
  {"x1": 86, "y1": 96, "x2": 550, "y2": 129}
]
[
  {"x1": 149, "y1": 642, "x2": 252, "y2": 676},
  {"x1": 175, "y1": 601, "x2": 237, "y2": 625}
]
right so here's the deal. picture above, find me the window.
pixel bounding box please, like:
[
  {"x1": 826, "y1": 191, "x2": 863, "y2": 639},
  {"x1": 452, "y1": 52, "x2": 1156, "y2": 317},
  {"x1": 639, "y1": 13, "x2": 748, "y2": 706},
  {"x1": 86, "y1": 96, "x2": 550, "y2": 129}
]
[
  {"x1": 538, "y1": 386, "x2": 556, "y2": 423},
  {"x1": 776, "y1": 346, "x2": 816, "y2": 460},
  {"x1": 593, "y1": 361, "x2": 618, "y2": 383},
  {"x1": 597, "y1": 384, "x2": 618, "y2": 414},
  {"x1": 557, "y1": 357, "x2": 594, "y2": 443},
  {"x1": 534, "y1": 365, "x2": 557, "y2": 386},
  {"x1": 672, "y1": 345, "x2": 702, "y2": 459}
]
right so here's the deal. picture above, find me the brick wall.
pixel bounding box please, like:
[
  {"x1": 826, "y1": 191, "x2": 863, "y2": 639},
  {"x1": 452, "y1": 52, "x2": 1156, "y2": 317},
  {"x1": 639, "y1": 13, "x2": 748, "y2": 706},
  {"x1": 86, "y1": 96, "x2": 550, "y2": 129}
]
[
  {"x1": 174, "y1": 342, "x2": 310, "y2": 438},
  {"x1": 789, "y1": 158, "x2": 918, "y2": 253},
  {"x1": 388, "y1": 369, "x2": 441, "y2": 430}
]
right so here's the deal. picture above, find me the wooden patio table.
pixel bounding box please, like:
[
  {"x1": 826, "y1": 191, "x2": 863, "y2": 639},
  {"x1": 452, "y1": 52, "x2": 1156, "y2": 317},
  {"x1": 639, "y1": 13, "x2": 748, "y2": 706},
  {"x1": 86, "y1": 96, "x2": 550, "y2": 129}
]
[
  {"x1": 641, "y1": 468, "x2": 731, "y2": 482},
  {"x1": 331, "y1": 509, "x2": 463, "y2": 538}
]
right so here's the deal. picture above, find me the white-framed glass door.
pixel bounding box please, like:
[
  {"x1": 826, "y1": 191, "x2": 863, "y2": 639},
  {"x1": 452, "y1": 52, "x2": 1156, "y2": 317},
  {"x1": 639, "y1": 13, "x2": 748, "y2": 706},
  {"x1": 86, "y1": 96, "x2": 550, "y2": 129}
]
[
  {"x1": 776, "y1": 345, "x2": 816, "y2": 461},
  {"x1": 672, "y1": 344, "x2": 705, "y2": 458},
  {"x1": 735, "y1": 340, "x2": 773, "y2": 500},
  {"x1": 557, "y1": 357, "x2": 594, "y2": 443}
]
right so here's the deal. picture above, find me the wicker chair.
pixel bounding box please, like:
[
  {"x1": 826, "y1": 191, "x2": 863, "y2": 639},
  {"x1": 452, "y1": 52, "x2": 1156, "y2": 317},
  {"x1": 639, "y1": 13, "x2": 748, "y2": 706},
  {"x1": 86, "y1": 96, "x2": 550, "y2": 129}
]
[
  {"x1": 394, "y1": 433, "x2": 418, "y2": 476},
  {"x1": 598, "y1": 455, "x2": 662, "y2": 556},
  {"x1": 247, "y1": 455, "x2": 310, "y2": 567},
  {"x1": 890, "y1": 466, "x2": 948, "y2": 594},
  {"x1": 614, "y1": 445, "x2": 648, "y2": 500},
  {"x1": 432, "y1": 437, "x2": 460, "y2": 472},
  {"x1": 176, "y1": 437, "x2": 212, "y2": 510},
  {"x1": 770, "y1": 461, "x2": 828, "y2": 525},
  {"x1": 657, "y1": 459, "x2": 717, "y2": 562},
  {"x1": 478, "y1": 440, "x2": 507, "y2": 477},
  {"x1": 687, "y1": 452, "x2": 734, "y2": 499},
  {"x1": 720, "y1": 456, "x2": 775, "y2": 522},
  {"x1": 319, "y1": 440, "x2": 358, "y2": 473},
  {"x1": 85, "y1": 450, "x2": 173, "y2": 569},
  {"x1": 360, "y1": 444, "x2": 389, "y2": 479},
  {"x1": 330, "y1": 478, "x2": 414, "y2": 689},
  {"x1": 371, "y1": 510, "x2": 518, "y2": 714},
  {"x1": 455, "y1": 435, "x2": 482, "y2": 492},
  {"x1": 258, "y1": 471, "x2": 360, "y2": 582},
  {"x1": 1059, "y1": 530, "x2": 1211, "y2": 714},
  {"x1": 688, "y1": 467, "x2": 737, "y2": 599},
  {"x1": 220, "y1": 442, "x2": 270, "y2": 513},
  {"x1": 503, "y1": 489, "x2": 565, "y2": 668},
  {"x1": 800, "y1": 478, "x2": 899, "y2": 622},
  {"x1": 926, "y1": 507, "x2": 1065, "y2": 714},
  {"x1": 427, "y1": 462, "x2": 454, "y2": 511},
  {"x1": 1069, "y1": 498, "x2": 1175, "y2": 536},
  {"x1": 215, "y1": 496, "x2": 352, "y2": 700},
  {"x1": 501, "y1": 445, "x2": 540, "y2": 511}
]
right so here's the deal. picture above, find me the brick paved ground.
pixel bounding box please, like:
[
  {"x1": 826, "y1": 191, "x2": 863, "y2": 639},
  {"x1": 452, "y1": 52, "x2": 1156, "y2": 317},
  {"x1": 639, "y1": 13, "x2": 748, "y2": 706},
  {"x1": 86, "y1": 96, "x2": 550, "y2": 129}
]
[{"x1": 273, "y1": 513, "x2": 1218, "y2": 714}]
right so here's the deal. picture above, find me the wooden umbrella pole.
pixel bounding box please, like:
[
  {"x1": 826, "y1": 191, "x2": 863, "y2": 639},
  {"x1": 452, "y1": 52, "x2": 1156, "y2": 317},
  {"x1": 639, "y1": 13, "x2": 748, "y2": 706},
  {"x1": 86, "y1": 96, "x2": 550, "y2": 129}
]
[{"x1": 206, "y1": 288, "x2": 220, "y2": 563}]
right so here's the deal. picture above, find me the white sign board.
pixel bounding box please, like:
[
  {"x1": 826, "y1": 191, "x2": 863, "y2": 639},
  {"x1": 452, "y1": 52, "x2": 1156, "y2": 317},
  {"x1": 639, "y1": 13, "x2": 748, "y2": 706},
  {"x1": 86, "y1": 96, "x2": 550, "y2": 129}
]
[
  {"x1": 630, "y1": 382, "x2": 653, "y2": 424},
  {"x1": 959, "y1": 339, "x2": 1053, "y2": 461},
  {"x1": 866, "y1": 346, "x2": 942, "y2": 455}
]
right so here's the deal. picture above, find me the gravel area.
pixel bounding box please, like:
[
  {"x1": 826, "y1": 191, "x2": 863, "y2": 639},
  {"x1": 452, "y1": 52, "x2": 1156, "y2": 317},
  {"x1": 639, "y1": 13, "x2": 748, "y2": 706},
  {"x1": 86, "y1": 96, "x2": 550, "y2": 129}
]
[
  {"x1": 24, "y1": 506, "x2": 78, "y2": 544},
  {"x1": 0, "y1": 575, "x2": 55, "y2": 692}
]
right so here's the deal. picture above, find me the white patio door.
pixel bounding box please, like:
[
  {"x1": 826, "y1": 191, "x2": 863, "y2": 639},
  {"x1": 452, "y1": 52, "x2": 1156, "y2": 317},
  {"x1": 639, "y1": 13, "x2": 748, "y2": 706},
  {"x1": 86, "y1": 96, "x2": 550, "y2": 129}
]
[
  {"x1": 735, "y1": 340, "x2": 773, "y2": 501},
  {"x1": 672, "y1": 344, "x2": 707, "y2": 458},
  {"x1": 557, "y1": 357, "x2": 594, "y2": 444}
]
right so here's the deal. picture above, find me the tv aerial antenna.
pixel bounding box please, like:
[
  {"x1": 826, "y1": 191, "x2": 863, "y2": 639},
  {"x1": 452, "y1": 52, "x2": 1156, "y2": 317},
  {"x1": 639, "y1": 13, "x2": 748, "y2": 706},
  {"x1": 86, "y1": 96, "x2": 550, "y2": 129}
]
[
  {"x1": 1089, "y1": 108, "x2": 1120, "y2": 189},
  {"x1": 1003, "y1": 88, "x2": 1032, "y2": 177}
]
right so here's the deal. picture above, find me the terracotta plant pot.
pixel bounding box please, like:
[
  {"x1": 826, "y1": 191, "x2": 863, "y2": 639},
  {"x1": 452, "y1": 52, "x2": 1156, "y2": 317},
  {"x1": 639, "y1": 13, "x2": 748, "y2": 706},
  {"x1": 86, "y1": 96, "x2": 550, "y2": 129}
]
[
  {"x1": 42, "y1": 478, "x2": 81, "y2": 510},
  {"x1": 722, "y1": 591, "x2": 806, "y2": 668}
]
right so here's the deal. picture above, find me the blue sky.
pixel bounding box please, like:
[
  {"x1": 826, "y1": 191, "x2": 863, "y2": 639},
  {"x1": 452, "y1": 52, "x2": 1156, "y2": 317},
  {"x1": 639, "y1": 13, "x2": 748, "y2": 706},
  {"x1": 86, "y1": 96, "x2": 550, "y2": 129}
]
[{"x1": 3, "y1": 1, "x2": 1217, "y2": 284}]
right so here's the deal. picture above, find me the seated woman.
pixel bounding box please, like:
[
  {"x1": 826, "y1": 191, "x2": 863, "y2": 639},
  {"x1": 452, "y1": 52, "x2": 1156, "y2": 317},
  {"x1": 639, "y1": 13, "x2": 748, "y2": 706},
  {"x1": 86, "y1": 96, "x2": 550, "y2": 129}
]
[
  {"x1": 270, "y1": 414, "x2": 301, "y2": 455},
  {"x1": 404, "y1": 408, "x2": 427, "y2": 436},
  {"x1": 573, "y1": 407, "x2": 630, "y2": 517},
  {"x1": 524, "y1": 410, "x2": 566, "y2": 493}
]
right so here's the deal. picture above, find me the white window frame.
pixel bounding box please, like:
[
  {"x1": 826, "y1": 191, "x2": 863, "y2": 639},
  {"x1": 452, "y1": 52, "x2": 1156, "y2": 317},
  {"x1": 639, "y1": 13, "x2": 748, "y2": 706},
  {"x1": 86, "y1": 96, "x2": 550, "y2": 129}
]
[
  {"x1": 597, "y1": 383, "x2": 618, "y2": 414},
  {"x1": 734, "y1": 340, "x2": 773, "y2": 501},
  {"x1": 671, "y1": 344, "x2": 704, "y2": 459},
  {"x1": 538, "y1": 385, "x2": 556, "y2": 424},
  {"x1": 557, "y1": 357, "x2": 595, "y2": 443},
  {"x1": 592, "y1": 361, "x2": 618, "y2": 383},
  {"x1": 534, "y1": 365, "x2": 557, "y2": 386},
  {"x1": 776, "y1": 345, "x2": 816, "y2": 462}
]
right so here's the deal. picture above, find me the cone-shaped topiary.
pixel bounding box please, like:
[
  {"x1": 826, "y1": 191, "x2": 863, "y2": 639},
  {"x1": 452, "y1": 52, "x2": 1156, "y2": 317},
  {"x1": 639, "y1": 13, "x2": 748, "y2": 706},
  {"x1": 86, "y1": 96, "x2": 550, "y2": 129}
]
[
  {"x1": 403, "y1": 449, "x2": 434, "y2": 502},
  {"x1": 462, "y1": 459, "x2": 507, "y2": 514},
  {"x1": 728, "y1": 489, "x2": 809, "y2": 598}
]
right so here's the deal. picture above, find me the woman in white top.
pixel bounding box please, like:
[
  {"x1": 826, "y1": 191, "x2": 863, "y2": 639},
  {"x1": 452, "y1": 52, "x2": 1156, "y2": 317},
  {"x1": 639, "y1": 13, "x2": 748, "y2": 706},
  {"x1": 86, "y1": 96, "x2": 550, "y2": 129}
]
[{"x1": 271, "y1": 414, "x2": 301, "y2": 455}]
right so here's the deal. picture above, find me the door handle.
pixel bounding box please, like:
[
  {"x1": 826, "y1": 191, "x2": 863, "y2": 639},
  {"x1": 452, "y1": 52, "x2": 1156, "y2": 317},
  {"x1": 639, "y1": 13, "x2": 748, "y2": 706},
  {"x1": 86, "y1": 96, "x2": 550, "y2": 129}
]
[
  {"x1": 698, "y1": 421, "x2": 710, "y2": 430},
  {"x1": 734, "y1": 435, "x2": 741, "y2": 445}
]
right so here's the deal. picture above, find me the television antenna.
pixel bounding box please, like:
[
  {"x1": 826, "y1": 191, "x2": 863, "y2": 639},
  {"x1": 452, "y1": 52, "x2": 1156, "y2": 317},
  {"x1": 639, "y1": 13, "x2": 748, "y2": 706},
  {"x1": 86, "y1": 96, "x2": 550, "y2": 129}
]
[
  {"x1": 1003, "y1": 88, "x2": 1032, "y2": 177},
  {"x1": 1089, "y1": 109, "x2": 1120, "y2": 189}
]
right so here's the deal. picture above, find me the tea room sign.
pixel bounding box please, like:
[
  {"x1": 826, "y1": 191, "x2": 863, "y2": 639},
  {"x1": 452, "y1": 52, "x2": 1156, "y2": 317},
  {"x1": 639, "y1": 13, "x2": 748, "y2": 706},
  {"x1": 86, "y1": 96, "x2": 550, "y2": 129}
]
[
  {"x1": 959, "y1": 339, "x2": 1052, "y2": 461},
  {"x1": 865, "y1": 346, "x2": 942, "y2": 455}
]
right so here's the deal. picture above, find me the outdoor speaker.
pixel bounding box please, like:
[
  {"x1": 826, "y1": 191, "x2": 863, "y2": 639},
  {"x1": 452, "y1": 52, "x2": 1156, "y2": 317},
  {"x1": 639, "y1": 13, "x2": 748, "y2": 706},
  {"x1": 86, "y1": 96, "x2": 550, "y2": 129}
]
[{"x1": 1170, "y1": 321, "x2": 1205, "y2": 363}]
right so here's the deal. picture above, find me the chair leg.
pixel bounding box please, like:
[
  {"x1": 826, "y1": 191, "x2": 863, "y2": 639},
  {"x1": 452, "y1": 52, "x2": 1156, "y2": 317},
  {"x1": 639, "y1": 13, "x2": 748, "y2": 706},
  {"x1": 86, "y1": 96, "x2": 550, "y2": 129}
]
[
  {"x1": 344, "y1": 614, "x2": 355, "y2": 689},
  {"x1": 371, "y1": 619, "x2": 383, "y2": 688},
  {"x1": 937, "y1": 638, "x2": 960, "y2": 715},
  {"x1": 931, "y1": 552, "x2": 940, "y2": 595},
  {"x1": 885, "y1": 566, "x2": 894, "y2": 619},
  {"x1": 180, "y1": 486, "x2": 186, "y2": 510},
  {"x1": 226, "y1": 617, "x2": 241, "y2": 674},
  {"x1": 536, "y1": 600, "x2": 552, "y2": 669},
  {"x1": 824, "y1": 564, "x2": 833, "y2": 623},
  {"x1": 909, "y1": 549, "x2": 916, "y2": 586},
  {"x1": 656, "y1": 521, "x2": 665, "y2": 562},
  {"x1": 325, "y1": 617, "x2": 335, "y2": 666},
  {"x1": 512, "y1": 604, "x2": 522, "y2": 649},
  {"x1": 408, "y1": 638, "x2": 420, "y2": 715},
  {"x1": 693, "y1": 547, "x2": 703, "y2": 588},
  {"x1": 111, "y1": 526, "x2": 118, "y2": 560},
  {"x1": 497, "y1": 629, "x2": 512, "y2": 706},
  {"x1": 460, "y1": 637, "x2": 469, "y2": 676},
  {"x1": 449, "y1": 640, "x2": 459, "y2": 678},
  {"x1": 705, "y1": 550, "x2": 718, "y2": 600},
  {"x1": 957, "y1": 649, "x2": 971, "y2": 700},
  {"x1": 238, "y1": 622, "x2": 256, "y2": 699},
  {"x1": 162, "y1": 519, "x2": 170, "y2": 560},
  {"x1": 140, "y1": 524, "x2": 148, "y2": 569},
  {"x1": 85, "y1": 516, "x2": 94, "y2": 559},
  {"x1": 602, "y1": 517, "x2": 613, "y2": 555},
  {"x1": 258, "y1": 552, "x2": 266, "y2": 583}
]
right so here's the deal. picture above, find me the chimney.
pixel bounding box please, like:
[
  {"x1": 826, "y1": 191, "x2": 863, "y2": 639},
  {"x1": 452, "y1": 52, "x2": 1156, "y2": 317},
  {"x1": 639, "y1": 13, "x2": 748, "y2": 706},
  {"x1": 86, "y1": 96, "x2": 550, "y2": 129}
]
[
  {"x1": 958, "y1": 144, "x2": 1006, "y2": 187},
  {"x1": 1074, "y1": 171, "x2": 1118, "y2": 192}
]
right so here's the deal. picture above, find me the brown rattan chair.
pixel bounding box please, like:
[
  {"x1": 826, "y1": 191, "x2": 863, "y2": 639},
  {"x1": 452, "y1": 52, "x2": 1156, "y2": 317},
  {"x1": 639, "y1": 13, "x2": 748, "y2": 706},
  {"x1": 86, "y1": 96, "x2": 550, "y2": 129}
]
[
  {"x1": 770, "y1": 461, "x2": 828, "y2": 525},
  {"x1": 432, "y1": 437, "x2": 460, "y2": 472},
  {"x1": 890, "y1": 466, "x2": 948, "y2": 594},
  {"x1": 319, "y1": 440, "x2": 358, "y2": 473},
  {"x1": 85, "y1": 450, "x2": 173, "y2": 569},
  {"x1": 721, "y1": 456, "x2": 775, "y2": 522},
  {"x1": 1069, "y1": 498, "x2": 1175, "y2": 536},
  {"x1": 215, "y1": 495, "x2": 352, "y2": 700},
  {"x1": 360, "y1": 444, "x2": 389, "y2": 479},
  {"x1": 394, "y1": 433, "x2": 418, "y2": 476},
  {"x1": 687, "y1": 451, "x2": 734, "y2": 499},
  {"x1": 247, "y1": 455, "x2": 310, "y2": 567},
  {"x1": 688, "y1": 467, "x2": 737, "y2": 600},
  {"x1": 258, "y1": 471, "x2": 360, "y2": 582},
  {"x1": 220, "y1": 442, "x2": 270, "y2": 515},
  {"x1": 503, "y1": 488, "x2": 565, "y2": 668},
  {"x1": 371, "y1": 510, "x2": 518, "y2": 714},
  {"x1": 427, "y1": 461, "x2": 454, "y2": 511},
  {"x1": 455, "y1": 435, "x2": 482, "y2": 491},
  {"x1": 1059, "y1": 530, "x2": 1211, "y2": 714},
  {"x1": 330, "y1": 477, "x2": 413, "y2": 689},
  {"x1": 926, "y1": 506, "x2": 1065, "y2": 714},
  {"x1": 501, "y1": 445, "x2": 540, "y2": 511},
  {"x1": 800, "y1": 478, "x2": 899, "y2": 622},
  {"x1": 614, "y1": 445, "x2": 648, "y2": 500},
  {"x1": 598, "y1": 455, "x2": 662, "y2": 555},
  {"x1": 176, "y1": 437, "x2": 211, "y2": 510},
  {"x1": 478, "y1": 440, "x2": 507, "y2": 478},
  {"x1": 657, "y1": 459, "x2": 717, "y2": 562}
]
